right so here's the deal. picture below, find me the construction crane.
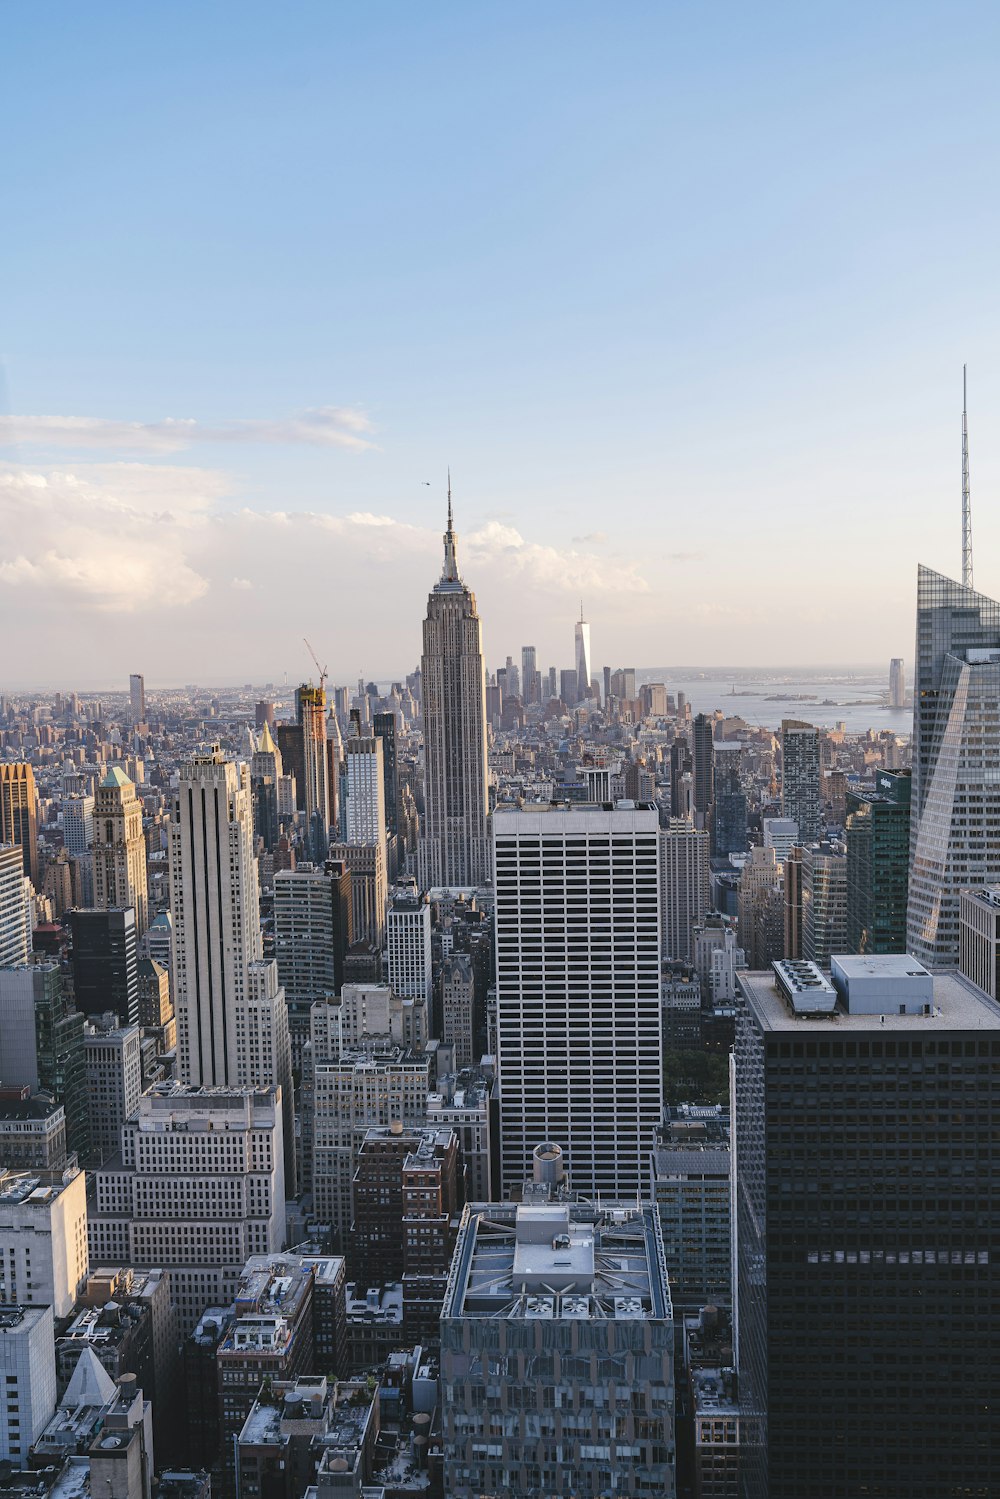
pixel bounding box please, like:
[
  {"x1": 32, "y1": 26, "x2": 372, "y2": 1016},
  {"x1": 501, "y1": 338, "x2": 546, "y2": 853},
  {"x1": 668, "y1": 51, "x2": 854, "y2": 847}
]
[{"x1": 303, "y1": 637, "x2": 328, "y2": 693}]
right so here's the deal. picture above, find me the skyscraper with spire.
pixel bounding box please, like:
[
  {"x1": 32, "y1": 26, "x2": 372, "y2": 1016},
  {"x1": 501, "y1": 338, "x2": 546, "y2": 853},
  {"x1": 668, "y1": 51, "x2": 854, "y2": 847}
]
[
  {"x1": 575, "y1": 603, "x2": 591, "y2": 700},
  {"x1": 906, "y1": 374, "x2": 999, "y2": 968},
  {"x1": 419, "y1": 481, "x2": 490, "y2": 889}
]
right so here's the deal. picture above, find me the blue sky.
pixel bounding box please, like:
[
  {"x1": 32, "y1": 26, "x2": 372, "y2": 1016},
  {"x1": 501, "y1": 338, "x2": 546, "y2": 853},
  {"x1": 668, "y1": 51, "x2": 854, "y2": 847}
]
[{"x1": 2, "y1": 2, "x2": 1000, "y2": 686}]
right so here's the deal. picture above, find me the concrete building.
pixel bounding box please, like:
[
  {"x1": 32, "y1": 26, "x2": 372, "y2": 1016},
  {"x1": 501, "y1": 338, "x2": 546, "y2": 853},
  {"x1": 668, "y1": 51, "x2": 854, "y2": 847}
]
[
  {"x1": 800, "y1": 841, "x2": 847, "y2": 967},
  {"x1": 343, "y1": 731, "x2": 386, "y2": 854},
  {"x1": 959, "y1": 886, "x2": 1000, "y2": 1001},
  {"x1": 67, "y1": 1265, "x2": 178, "y2": 1464},
  {"x1": 87, "y1": 1082, "x2": 286, "y2": 1334},
  {"x1": 419, "y1": 498, "x2": 490, "y2": 889},
  {"x1": 907, "y1": 566, "x2": 1000, "y2": 967},
  {"x1": 328, "y1": 840, "x2": 386, "y2": 949},
  {"x1": 780, "y1": 720, "x2": 821, "y2": 844},
  {"x1": 0, "y1": 844, "x2": 31, "y2": 967},
  {"x1": 661, "y1": 818, "x2": 711, "y2": 963},
  {"x1": 737, "y1": 846, "x2": 784, "y2": 971},
  {"x1": 61, "y1": 794, "x2": 94, "y2": 860},
  {"x1": 441, "y1": 1192, "x2": 675, "y2": 1498},
  {"x1": 684, "y1": 1309, "x2": 745, "y2": 1499},
  {"x1": 0, "y1": 1090, "x2": 67, "y2": 1171},
  {"x1": 494, "y1": 804, "x2": 662, "y2": 1200},
  {"x1": 0, "y1": 1304, "x2": 57, "y2": 1464},
  {"x1": 274, "y1": 861, "x2": 352, "y2": 1065},
  {"x1": 83, "y1": 1017, "x2": 142, "y2": 1166},
  {"x1": 440, "y1": 951, "x2": 475, "y2": 1069},
  {"x1": 650, "y1": 1108, "x2": 730, "y2": 1315},
  {"x1": 426, "y1": 1068, "x2": 496, "y2": 1203},
  {"x1": 733, "y1": 957, "x2": 1000, "y2": 1498},
  {"x1": 761, "y1": 816, "x2": 798, "y2": 864},
  {"x1": 93, "y1": 768, "x2": 149, "y2": 936},
  {"x1": 888, "y1": 656, "x2": 905, "y2": 709},
  {"x1": 309, "y1": 1046, "x2": 430, "y2": 1244},
  {"x1": 0, "y1": 1165, "x2": 89, "y2": 1317},
  {"x1": 169, "y1": 752, "x2": 294, "y2": 1182},
  {"x1": 0, "y1": 763, "x2": 39, "y2": 886},
  {"x1": 385, "y1": 889, "x2": 432, "y2": 1003},
  {"x1": 136, "y1": 958, "x2": 171, "y2": 1030},
  {"x1": 217, "y1": 1255, "x2": 315, "y2": 1450},
  {"x1": 129, "y1": 674, "x2": 145, "y2": 725}
]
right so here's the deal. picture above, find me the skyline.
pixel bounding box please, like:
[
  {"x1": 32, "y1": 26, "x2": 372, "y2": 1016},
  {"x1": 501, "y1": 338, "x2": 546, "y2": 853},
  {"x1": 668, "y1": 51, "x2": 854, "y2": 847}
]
[{"x1": 4, "y1": 3, "x2": 1000, "y2": 680}]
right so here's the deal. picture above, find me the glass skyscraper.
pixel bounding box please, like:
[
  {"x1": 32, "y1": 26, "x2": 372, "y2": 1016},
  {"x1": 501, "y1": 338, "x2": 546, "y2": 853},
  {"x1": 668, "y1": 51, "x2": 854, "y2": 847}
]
[
  {"x1": 845, "y1": 767, "x2": 911, "y2": 953},
  {"x1": 907, "y1": 565, "x2": 1000, "y2": 967}
]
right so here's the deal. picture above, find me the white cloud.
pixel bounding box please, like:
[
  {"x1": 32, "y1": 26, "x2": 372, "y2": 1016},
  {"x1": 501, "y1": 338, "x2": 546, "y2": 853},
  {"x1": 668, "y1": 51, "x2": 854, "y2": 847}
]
[{"x1": 0, "y1": 406, "x2": 376, "y2": 454}]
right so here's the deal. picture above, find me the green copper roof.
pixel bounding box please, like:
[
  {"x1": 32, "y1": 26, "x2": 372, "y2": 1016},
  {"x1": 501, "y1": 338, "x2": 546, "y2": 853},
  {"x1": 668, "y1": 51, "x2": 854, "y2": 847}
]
[{"x1": 100, "y1": 766, "x2": 132, "y2": 789}]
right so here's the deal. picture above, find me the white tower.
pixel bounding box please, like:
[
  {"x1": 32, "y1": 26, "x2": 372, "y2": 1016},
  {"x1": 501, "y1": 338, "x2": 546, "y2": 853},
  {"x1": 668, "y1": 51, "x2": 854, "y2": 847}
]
[
  {"x1": 169, "y1": 752, "x2": 293, "y2": 1177},
  {"x1": 493, "y1": 803, "x2": 662, "y2": 1199}
]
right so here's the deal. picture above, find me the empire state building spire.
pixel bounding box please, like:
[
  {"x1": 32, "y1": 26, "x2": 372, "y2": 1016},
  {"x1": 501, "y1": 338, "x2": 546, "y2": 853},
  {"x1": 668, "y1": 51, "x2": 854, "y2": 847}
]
[
  {"x1": 440, "y1": 467, "x2": 461, "y2": 587},
  {"x1": 420, "y1": 474, "x2": 489, "y2": 888}
]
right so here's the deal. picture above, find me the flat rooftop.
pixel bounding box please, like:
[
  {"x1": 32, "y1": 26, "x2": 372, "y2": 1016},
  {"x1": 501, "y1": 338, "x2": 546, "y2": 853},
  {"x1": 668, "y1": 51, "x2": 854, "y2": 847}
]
[
  {"x1": 739, "y1": 967, "x2": 1000, "y2": 1033},
  {"x1": 493, "y1": 804, "x2": 658, "y2": 832},
  {"x1": 0, "y1": 1169, "x2": 78, "y2": 1205},
  {"x1": 443, "y1": 1201, "x2": 670, "y2": 1322}
]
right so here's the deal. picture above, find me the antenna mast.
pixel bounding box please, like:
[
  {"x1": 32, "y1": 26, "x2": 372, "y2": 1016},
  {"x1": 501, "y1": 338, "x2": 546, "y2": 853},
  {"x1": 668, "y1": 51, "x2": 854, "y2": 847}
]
[{"x1": 962, "y1": 365, "x2": 973, "y2": 589}]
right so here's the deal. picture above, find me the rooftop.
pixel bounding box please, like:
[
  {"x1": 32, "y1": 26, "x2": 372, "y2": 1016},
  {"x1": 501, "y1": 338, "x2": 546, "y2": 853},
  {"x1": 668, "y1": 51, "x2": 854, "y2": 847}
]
[
  {"x1": 739, "y1": 964, "x2": 1000, "y2": 1033},
  {"x1": 443, "y1": 1201, "x2": 670, "y2": 1323},
  {"x1": 0, "y1": 1167, "x2": 80, "y2": 1206}
]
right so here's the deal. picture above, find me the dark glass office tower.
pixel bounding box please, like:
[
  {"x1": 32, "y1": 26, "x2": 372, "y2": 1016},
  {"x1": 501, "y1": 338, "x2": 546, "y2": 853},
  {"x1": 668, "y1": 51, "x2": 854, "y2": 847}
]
[
  {"x1": 712, "y1": 743, "x2": 748, "y2": 856},
  {"x1": 69, "y1": 907, "x2": 138, "y2": 1025},
  {"x1": 908, "y1": 565, "x2": 1000, "y2": 967},
  {"x1": 845, "y1": 767, "x2": 911, "y2": 953},
  {"x1": 734, "y1": 957, "x2": 1000, "y2": 1498},
  {"x1": 373, "y1": 711, "x2": 399, "y2": 839},
  {"x1": 692, "y1": 712, "x2": 715, "y2": 824}
]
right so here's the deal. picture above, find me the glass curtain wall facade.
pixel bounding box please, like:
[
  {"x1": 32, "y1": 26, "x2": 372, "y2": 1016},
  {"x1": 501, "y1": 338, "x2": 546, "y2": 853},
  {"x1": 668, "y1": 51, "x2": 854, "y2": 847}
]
[{"x1": 907, "y1": 566, "x2": 1000, "y2": 967}]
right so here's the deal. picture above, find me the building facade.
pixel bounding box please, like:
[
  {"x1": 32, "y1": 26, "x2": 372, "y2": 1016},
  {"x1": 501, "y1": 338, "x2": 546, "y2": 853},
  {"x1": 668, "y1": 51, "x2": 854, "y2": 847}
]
[
  {"x1": 441, "y1": 1196, "x2": 674, "y2": 1498},
  {"x1": 780, "y1": 720, "x2": 821, "y2": 844},
  {"x1": 907, "y1": 565, "x2": 1000, "y2": 967},
  {"x1": 494, "y1": 804, "x2": 662, "y2": 1200},
  {"x1": 845, "y1": 768, "x2": 911, "y2": 954},
  {"x1": 418, "y1": 499, "x2": 490, "y2": 889},
  {"x1": 93, "y1": 767, "x2": 149, "y2": 935},
  {"x1": 733, "y1": 957, "x2": 1000, "y2": 1498}
]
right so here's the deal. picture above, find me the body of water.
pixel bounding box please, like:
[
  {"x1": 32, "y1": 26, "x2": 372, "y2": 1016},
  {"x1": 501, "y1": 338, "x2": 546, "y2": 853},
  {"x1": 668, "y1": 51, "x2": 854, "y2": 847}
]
[{"x1": 638, "y1": 673, "x2": 913, "y2": 737}]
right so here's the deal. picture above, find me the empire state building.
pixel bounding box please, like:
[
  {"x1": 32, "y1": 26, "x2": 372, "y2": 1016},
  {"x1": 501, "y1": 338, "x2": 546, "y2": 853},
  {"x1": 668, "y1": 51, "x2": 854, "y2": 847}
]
[{"x1": 419, "y1": 489, "x2": 490, "y2": 889}]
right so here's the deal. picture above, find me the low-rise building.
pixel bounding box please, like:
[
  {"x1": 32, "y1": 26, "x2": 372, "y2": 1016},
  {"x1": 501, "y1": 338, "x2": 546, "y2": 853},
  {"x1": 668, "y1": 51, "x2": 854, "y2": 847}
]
[
  {"x1": 0, "y1": 1091, "x2": 67, "y2": 1172},
  {"x1": 217, "y1": 1255, "x2": 315, "y2": 1449}
]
